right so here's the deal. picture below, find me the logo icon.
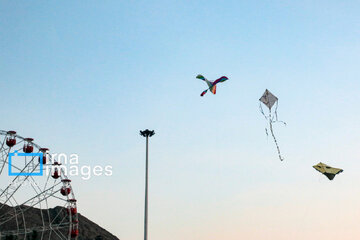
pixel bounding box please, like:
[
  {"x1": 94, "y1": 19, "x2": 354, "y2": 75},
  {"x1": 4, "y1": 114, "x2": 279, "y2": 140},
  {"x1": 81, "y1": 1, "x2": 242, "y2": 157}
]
[{"x1": 8, "y1": 150, "x2": 43, "y2": 176}]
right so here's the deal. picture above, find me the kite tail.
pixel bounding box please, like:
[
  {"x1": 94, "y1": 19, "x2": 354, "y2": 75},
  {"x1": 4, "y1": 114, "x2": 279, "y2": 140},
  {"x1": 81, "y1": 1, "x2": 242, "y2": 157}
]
[
  {"x1": 200, "y1": 89, "x2": 208, "y2": 97},
  {"x1": 269, "y1": 118, "x2": 284, "y2": 161}
]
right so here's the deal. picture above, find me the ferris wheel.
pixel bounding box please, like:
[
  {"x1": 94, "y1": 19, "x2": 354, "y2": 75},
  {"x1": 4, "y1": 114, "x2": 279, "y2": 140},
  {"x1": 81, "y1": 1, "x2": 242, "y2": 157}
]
[{"x1": 0, "y1": 130, "x2": 79, "y2": 240}]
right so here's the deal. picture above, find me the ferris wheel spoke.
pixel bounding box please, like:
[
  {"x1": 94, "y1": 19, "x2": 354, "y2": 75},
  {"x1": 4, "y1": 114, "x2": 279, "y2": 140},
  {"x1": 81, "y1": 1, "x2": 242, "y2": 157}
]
[
  {"x1": 0, "y1": 149, "x2": 38, "y2": 181},
  {"x1": 29, "y1": 175, "x2": 62, "y2": 204},
  {"x1": 49, "y1": 202, "x2": 71, "y2": 230},
  {"x1": 0, "y1": 149, "x2": 10, "y2": 177},
  {"x1": 50, "y1": 210, "x2": 68, "y2": 226},
  {"x1": 57, "y1": 229, "x2": 70, "y2": 240},
  {"x1": 0, "y1": 134, "x2": 7, "y2": 152},
  {"x1": 28, "y1": 178, "x2": 48, "y2": 235},
  {"x1": 0, "y1": 148, "x2": 10, "y2": 167},
  {"x1": 0, "y1": 183, "x2": 62, "y2": 226},
  {"x1": 50, "y1": 227, "x2": 68, "y2": 240},
  {"x1": 42, "y1": 167, "x2": 52, "y2": 194},
  {"x1": 0, "y1": 157, "x2": 39, "y2": 208}
]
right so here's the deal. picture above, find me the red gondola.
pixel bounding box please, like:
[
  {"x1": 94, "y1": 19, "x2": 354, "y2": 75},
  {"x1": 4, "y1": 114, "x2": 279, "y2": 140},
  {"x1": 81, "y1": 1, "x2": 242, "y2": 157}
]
[
  {"x1": 23, "y1": 138, "x2": 34, "y2": 153},
  {"x1": 70, "y1": 228, "x2": 79, "y2": 238},
  {"x1": 52, "y1": 168, "x2": 60, "y2": 179},
  {"x1": 39, "y1": 148, "x2": 49, "y2": 164},
  {"x1": 67, "y1": 199, "x2": 78, "y2": 216},
  {"x1": 66, "y1": 207, "x2": 78, "y2": 215},
  {"x1": 52, "y1": 162, "x2": 61, "y2": 179},
  {"x1": 61, "y1": 186, "x2": 71, "y2": 196},
  {"x1": 71, "y1": 207, "x2": 77, "y2": 215},
  {"x1": 6, "y1": 131, "x2": 16, "y2": 147}
]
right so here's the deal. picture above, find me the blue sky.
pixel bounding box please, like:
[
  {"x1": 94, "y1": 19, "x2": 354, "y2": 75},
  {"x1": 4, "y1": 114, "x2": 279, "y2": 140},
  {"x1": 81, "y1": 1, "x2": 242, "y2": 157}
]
[{"x1": 1, "y1": 1, "x2": 360, "y2": 239}]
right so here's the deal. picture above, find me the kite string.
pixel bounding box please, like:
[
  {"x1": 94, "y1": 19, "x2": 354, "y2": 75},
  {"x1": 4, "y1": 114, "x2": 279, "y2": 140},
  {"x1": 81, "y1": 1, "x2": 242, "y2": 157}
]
[
  {"x1": 269, "y1": 110, "x2": 284, "y2": 161},
  {"x1": 260, "y1": 100, "x2": 285, "y2": 161},
  {"x1": 259, "y1": 103, "x2": 268, "y2": 120},
  {"x1": 272, "y1": 101, "x2": 286, "y2": 125},
  {"x1": 259, "y1": 103, "x2": 270, "y2": 138}
]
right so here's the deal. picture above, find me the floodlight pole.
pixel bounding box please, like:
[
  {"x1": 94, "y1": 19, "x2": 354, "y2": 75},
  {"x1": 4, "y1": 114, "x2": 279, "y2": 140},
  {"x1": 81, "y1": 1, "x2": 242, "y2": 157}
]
[{"x1": 140, "y1": 129, "x2": 155, "y2": 240}]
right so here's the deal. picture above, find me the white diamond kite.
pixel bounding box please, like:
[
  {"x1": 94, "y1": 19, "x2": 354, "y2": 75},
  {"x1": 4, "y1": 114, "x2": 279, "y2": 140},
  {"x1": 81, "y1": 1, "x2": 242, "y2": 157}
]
[{"x1": 259, "y1": 89, "x2": 286, "y2": 161}]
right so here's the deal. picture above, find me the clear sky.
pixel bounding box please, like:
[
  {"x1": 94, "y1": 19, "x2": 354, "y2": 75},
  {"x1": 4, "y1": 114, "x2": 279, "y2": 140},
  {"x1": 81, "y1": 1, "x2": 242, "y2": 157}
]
[{"x1": 1, "y1": 1, "x2": 360, "y2": 239}]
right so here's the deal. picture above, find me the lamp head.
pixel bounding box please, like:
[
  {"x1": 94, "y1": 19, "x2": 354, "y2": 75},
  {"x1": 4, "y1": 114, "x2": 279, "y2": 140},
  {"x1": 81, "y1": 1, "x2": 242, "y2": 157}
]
[{"x1": 140, "y1": 129, "x2": 155, "y2": 137}]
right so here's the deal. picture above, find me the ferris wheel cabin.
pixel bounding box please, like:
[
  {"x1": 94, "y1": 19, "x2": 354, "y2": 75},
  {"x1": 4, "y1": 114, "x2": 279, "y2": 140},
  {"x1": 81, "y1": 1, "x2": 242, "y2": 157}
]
[
  {"x1": 23, "y1": 138, "x2": 34, "y2": 153},
  {"x1": 6, "y1": 130, "x2": 17, "y2": 147}
]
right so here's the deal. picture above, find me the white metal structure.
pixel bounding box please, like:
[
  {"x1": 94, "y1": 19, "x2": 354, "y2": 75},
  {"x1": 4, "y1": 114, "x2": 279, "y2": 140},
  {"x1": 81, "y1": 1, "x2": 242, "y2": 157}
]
[{"x1": 0, "y1": 130, "x2": 78, "y2": 240}]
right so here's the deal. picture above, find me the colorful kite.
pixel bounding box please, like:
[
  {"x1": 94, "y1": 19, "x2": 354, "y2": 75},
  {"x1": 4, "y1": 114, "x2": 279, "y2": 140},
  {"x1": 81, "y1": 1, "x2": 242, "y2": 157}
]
[
  {"x1": 196, "y1": 74, "x2": 228, "y2": 97},
  {"x1": 313, "y1": 162, "x2": 343, "y2": 180},
  {"x1": 259, "y1": 89, "x2": 286, "y2": 161}
]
